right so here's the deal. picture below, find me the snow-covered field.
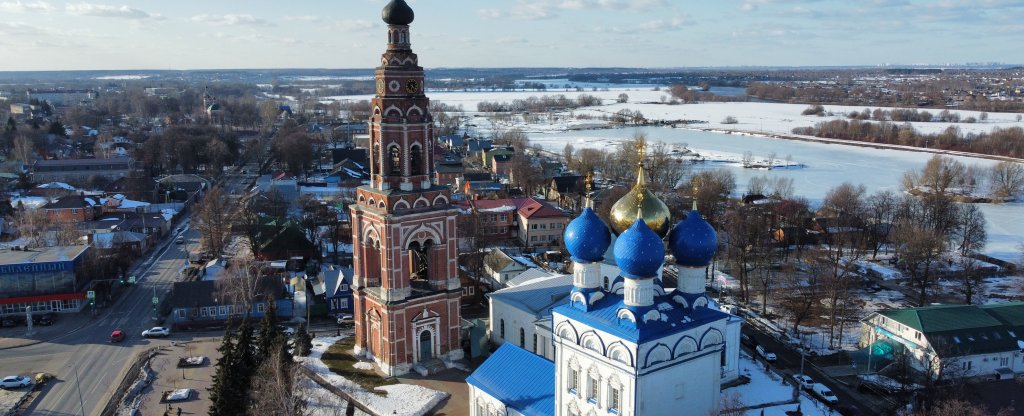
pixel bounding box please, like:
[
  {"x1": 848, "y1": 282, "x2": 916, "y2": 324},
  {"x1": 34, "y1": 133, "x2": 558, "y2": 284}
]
[{"x1": 299, "y1": 336, "x2": 448, "y2": 416}]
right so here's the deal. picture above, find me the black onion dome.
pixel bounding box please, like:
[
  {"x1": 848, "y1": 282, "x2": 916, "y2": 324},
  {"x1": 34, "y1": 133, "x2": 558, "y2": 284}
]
[{"x1": 382, "y1": 0, "x2": 415, "y2": 25}]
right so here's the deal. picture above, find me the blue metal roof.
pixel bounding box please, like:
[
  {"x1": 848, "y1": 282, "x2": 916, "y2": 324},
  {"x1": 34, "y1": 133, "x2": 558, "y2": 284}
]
[
  {"x1": 554, "y1": 291, "x2": 731, "y2": 343},
  {"x1": 467, "y1": 343, "x2": 555, "y2": 416}
]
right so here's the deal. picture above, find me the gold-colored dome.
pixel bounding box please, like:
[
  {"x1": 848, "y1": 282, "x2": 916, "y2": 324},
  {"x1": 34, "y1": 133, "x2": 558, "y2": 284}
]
[{"x1": 609, "y1": 162, "x2": 671, "y2": 237}]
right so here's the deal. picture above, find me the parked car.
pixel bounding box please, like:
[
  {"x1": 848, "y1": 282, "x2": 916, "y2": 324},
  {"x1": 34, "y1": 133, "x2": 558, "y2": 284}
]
[
  {"x1": 175, "y1": 236, "x2": 185, "y2": 244},
  {"x1": 0, "y1": 376, "x2": 31, "y2": 389},
  {"x1": 792, "y1": 374, "x2": 815, "y2": 390},
  {"x1": 110, "y1": 330, "x2": 126, "y2": 343},
  {"x1": 142, "y1": 327, "x2": 171, "y2": 338},
  {"x1": 812, "y1": 383, "x2": 839, "y2": 405},
  {"x1": 278, "y1": 326, "x2": 296, "y2": 336},
  {"x1": 1, "y1": 316, "x2": 26, "y2": 327},
  {"x1": 33, "y1": 312, "x2": 56, "y2": 326},
  {"x1": 756, "y1": 345, "x2": 777, "y2": 362},
  {"x1": 336, "y1": 314, "x2": 354, "y2": 326}
]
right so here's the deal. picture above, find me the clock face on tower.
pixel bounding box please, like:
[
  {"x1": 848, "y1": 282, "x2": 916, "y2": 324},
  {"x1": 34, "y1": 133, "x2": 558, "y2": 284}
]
[
  {"x1": 406, "y1": 79, "x2": 420, "y2": 94},
  {"x1": 376, "y1": 80, "x2": 385, "y2": 95}
]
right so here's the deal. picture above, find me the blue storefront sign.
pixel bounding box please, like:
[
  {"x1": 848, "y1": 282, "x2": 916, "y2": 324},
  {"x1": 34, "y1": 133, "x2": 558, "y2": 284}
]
[{"x1": 0, "y1": 261, "x2": 73, "y2": 275}]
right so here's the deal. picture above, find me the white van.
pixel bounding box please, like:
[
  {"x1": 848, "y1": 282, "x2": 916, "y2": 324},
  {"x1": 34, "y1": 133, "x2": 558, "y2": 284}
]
[{"x1": 756, "y1": 345, "x2": 777, "y2": 362}]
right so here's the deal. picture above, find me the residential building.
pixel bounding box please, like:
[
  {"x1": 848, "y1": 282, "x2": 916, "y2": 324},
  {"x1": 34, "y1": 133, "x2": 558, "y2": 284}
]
[
  {"x1": 482, "y1": 147, "x2": 514, "y2": 177},
  {"x1": 546, "y1": 175, "x2": 585, "y2": 212},
  {"x1": 167, "y1": 277, "x2": 292, "y2": 330},
  {"x1": 862, "y1": 303, "x2": 1024, "y2": 380},
  {"x1": 322, "y1": 265, "x2": 354, "y2": 315},
  {"x1": 0, "y1": 245, "x2": 92, "y2": 316},
  {"x1": 516, "y1": 197, "x2": 569, "y2": 249},
  {"x1": 434, "y1": 159, "x2": 465, "y2": 188},
  {"x1": 41, "y1": 195, "x2": 98, "y2": 223},
  {"x1": 468, "y1": 199, "x2": 518, "y2": 243},
  {"x1": 482, "y1": 249, "x2": 531, "y2": 288},
  {"x1": 32, "y1": 158, "x2": 135, "y2": 183}
]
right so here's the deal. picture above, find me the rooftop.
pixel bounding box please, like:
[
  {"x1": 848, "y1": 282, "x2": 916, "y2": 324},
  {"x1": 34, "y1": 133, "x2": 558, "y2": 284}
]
[
  {"x1": 466, "y1": 343, "x2": 555, "y2": 416},
  {"x1": 0, "y1": 245, "x2": 90, "y2": 265}
]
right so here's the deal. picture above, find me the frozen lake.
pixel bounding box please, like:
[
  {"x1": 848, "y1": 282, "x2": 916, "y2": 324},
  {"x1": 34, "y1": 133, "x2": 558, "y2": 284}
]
[{"x1": 529, "y1": 126, "x2": 1024, "y2": 262}]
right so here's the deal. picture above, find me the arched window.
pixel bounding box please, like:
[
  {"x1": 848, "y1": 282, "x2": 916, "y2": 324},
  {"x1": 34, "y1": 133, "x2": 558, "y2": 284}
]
[
  {"x1": 500, "y1": 319, "x2": 505, "y2": 339},
  {"x1": 520, "y1": 328, "x2": 526, "y2": 348},
  {"x1": 409, "y1": 144, "x2": 423, "y2": 176},
  {"x1": 533, "y1": 333, "x2": 538, "y2": 352},
  {"x1": 389, "y1": 146, "x2": 401, "y2": 175},
  {"x1": 603, "y1": 276, "x2": 610, "y2": 290}
]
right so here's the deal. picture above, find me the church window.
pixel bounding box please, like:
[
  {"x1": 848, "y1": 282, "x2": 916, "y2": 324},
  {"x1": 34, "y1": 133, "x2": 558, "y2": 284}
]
[
  {"x1": 532, "y1": 333, "x2": 538, "y2": 352},
  {"x1": 389, "y1": 146, "x2": 402, "y2": 175},
  {"x1": 603, "y1": 276, "x2": 609, "y2": 290},
  {"x1": 500, "y1": 319, "x2": 505, "y2": 339},
  {"x1": 568, "y1": 367, "x2": 579, "y2": 393},
  {"x1": 609, "y1": 386, "x2": 621, "y2": 413},
  {"x1": 477, "y1": 402, "x2": 486, "y2": 416},
  {"x1": 588, "y1": 375, "x2": 600, "y2": 403},
  {"x1": 519, "y1": 328, "x2": 525, "y2": 348}
]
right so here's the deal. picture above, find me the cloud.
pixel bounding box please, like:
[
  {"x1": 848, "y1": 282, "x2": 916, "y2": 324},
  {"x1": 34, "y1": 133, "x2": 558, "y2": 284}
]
[
  {"x1": 638, "y1": 16, "x2": 690, "y2": 31},
  {"x1": 0, "y1": 0, "x2": 52, "y2": 12},
  {"x1": 284, "y1": 15, "x2": 321, "y2": 22},
  {"x1": 191, "y1": 14, "x2": 273, "y2": 27},
  {"x1": 332, "y1": 19, "x2": 375, "y2": 31},
  {"x1": 65, "y1": 3, "x2": 164, "y2": 19}
]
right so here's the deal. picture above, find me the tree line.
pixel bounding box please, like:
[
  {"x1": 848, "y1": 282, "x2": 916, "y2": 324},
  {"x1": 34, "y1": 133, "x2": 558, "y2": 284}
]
[{"x1": 793, "y1": 119, "x2": 1024, "y2": 159}]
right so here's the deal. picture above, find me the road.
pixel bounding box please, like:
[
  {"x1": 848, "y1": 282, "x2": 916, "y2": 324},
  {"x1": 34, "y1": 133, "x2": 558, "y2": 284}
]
[{"x1": 0, "y1": 166, "x2": 259, "y2": 416}]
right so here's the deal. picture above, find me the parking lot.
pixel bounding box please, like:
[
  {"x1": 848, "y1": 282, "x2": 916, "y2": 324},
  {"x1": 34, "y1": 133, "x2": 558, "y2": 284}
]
[{"x1": 0, "y1": 382, "x2": 35, "y2": 414}]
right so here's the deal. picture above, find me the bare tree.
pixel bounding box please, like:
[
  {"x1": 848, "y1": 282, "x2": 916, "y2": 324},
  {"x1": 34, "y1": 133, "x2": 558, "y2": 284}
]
[
  {"x1": 248, "y1": 348, "x2": 305, "y2": 416},
  {"x1": 218, "y1": 258, "x2": 267, "y2": 318},
  {"x1": 779, "y1": 254, "x2": 825, "y2": 337},
  {"x1": 989, "y1": 161, "x2": 1024, "y2": 200},
  {"x1": 952, "y1": 203, "x2": 987, "y2": 257},
  {"x1": 741, "y1": 151, "x2": 754, "y2": 168},
  {"x1": 894, "y1": 224, "x2": 946, "y2": 305},
  {"x1": 919, "y1": 155, "x2": 966, "y2": 196},
  {"x1": 196, "y1": 186, "x2": 234, "y2": 257}
]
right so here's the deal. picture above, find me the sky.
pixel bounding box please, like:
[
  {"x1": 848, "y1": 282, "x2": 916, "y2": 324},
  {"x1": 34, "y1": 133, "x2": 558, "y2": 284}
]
[{"x1": 0, "y1": 0, "x2": 1021, "y2": 71}]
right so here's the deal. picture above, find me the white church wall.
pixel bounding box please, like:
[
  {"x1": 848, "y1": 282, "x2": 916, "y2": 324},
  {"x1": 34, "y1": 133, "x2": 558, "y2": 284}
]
[
  {"x1": 489, "y1": 296, "x2": 547, "y2": 356},
  {"x1": 637, "y1": 349, "x2": 720, "y2": 416},
  {"x1": 553, "y1": 313, "x2": 639, "y2": 416}
]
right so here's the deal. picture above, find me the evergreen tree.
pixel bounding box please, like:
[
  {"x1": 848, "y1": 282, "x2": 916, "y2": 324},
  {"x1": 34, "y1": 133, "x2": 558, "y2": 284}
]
[
  {"x1": 234, "y1": 319, "x2": 258, "y2": 393},
  {"x1": 293, "y1": 322, "x2": 313, "y2": 357},
  {"x1": 209, "y1": 329, "x2": 241, "y2": 416},
  {"x1": 256, "y1": 301, "x2": 282, "y2": 361},
  {"x1": 47, "y1": 120, "x2": 65, "y2": 137}
]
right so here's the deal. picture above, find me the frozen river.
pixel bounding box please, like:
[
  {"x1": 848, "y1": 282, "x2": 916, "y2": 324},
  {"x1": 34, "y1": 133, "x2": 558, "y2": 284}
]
[{"x1": 529, "y1": 126, "x2": 1024, "y2": 262}]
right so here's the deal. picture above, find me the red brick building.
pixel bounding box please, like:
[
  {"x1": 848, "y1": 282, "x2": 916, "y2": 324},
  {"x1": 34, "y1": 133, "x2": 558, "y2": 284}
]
[
  {"x1": 349, "y1": 0, "x2": 463, "y2": 376},
  {"x1": 42, "y1": 195, "x2": 97, "y2": 223}
]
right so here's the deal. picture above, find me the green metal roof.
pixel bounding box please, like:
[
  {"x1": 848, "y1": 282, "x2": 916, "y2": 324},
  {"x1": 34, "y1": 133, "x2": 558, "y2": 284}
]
[{"x1": 875, "y1": 302, "x2": 1024, "y2": 358}]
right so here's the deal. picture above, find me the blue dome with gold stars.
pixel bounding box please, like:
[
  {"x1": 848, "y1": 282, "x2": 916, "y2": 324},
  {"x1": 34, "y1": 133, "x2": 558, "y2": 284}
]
[
  {"x1": 669, "y1": 210, "x2": 718, "y2": 267},
  {"x1": 564, "y1": 207, "x2": 611, "y2": 263},
  {"x1": 614, "y1": 218, "x2": 665, "y2": 279}
]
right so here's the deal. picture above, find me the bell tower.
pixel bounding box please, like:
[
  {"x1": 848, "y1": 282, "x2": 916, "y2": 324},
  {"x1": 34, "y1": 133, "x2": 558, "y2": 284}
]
[{"x1": 350, "y1": 0, "x2": 464, "y2": 376}]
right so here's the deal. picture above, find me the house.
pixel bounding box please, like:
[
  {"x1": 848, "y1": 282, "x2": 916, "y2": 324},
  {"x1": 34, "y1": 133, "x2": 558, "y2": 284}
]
[
  {"x1": 434, "y1": 159, "x2": 465, "y2": 188},
  {"x1": 467, "y1": 138, "x2": 493, "y2": 157},
  {"x1": 545, "y1": 175, "x2": 585, "y2": 212},
  {"x1": 861, "y1": 302, "x2": 1024, "y2": 380},
  {"x1": 487, "y1": 273, "x2": 573, "y2": 361},
  {"x1": 32, "y1": 158, "x2": 135, "y2": 183},
  {"x1": 483, "y1": 249, "x2": 532, "y2": 288},
  {"x1": 463, "y1": 180, "x2": 504, "y2": 200},
  {"x1": 468, "y1": 199, "x2": 519, "y2": 242},
  {"x1": 482, "y1": 147, "x2": 515, "y2": 177},
  {"x1": 253, "y1": 220, "x2": 317, "y2": 261},
  {"x1": 515, "y1": 197, "x2": 569, "y2": 249},
  {"x1": 103, "y1": 174, "x2": 159, "y2": 203},
  {"x1": 442, "y1": 134, "x2": 466, "y2": 153},
  {"x1": 94, "y1": 212, "x2": 170, "y2": 236},
  {"x1": 157, "y1": 174, "x2": 211, "y2": 204},
  {"x1": 167, "y1": 277, "x2": 292, "y2": 330},
  {"x1": 100, "y1": 194, "x2": 151, "y2": 213},
  {"x1": 92, "y1": 231, "x2": 148, "y2": 254},
  {"x1": 42, "y1": 195, "x2": 98, "y2": 223},
  {"x1": 322, "y1": 265, "x2": 354, "y2": 315}
]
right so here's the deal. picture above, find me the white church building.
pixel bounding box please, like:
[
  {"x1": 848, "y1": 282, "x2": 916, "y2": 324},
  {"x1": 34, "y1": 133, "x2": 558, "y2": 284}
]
[{"x1": 468, "y1": 163, "x2": 742, "y2": 416}]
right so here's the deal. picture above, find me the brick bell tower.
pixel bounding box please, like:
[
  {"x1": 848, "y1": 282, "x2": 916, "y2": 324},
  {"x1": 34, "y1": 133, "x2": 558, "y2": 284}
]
[{"x1": 350, "y1": 0, "x2": 463, "y2": 376}]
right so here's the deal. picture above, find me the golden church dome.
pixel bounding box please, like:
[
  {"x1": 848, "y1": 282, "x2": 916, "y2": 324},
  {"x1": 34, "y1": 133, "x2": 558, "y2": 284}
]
[{"x1": 609, "y1": 161, "x2": 671, "y2": 237}]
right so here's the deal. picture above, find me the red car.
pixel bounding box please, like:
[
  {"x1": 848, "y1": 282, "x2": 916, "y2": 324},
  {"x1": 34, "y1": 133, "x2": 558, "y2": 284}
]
[{"x1": 110, "y1": 330, "x2": 125, "y2": 343}]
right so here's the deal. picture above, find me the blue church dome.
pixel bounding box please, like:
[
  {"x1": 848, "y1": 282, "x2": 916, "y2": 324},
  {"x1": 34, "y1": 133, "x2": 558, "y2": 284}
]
[
  {"x1": 669, "y1": 210, "x2": 718, "y2": 267},
  {"x1": 564, "y1": 207, "x2": 611, "y2": 263},
  {"x1": 614, "y1": 218, "x2": 665, "y2": 279}
]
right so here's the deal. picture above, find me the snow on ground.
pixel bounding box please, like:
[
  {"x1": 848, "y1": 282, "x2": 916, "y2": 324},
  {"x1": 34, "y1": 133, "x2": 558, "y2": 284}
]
[
  {"x1": 578, "y1": 101, "x2": 1024, "y2": 136},
  {"x1": 300, "y1": 336, "x2": 447, "y2": 416},
  {"x1": 724, "y1": 352, "x2": 828, "y2": 416},
  {"x1": 323, "y1": 87, "x2": 669, "y2": 111}
]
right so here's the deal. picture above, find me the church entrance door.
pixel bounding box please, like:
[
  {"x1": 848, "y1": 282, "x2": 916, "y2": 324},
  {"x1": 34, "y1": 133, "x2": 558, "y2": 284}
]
[{"x1": 419, "y1": 330, "x2": 433, "y2": 361}]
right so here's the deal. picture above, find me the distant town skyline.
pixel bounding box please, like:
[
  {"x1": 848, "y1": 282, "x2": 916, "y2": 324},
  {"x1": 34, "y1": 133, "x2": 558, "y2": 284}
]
[{"x1": 0, "y1": 0, "x2": 1021, "y2": 71}]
